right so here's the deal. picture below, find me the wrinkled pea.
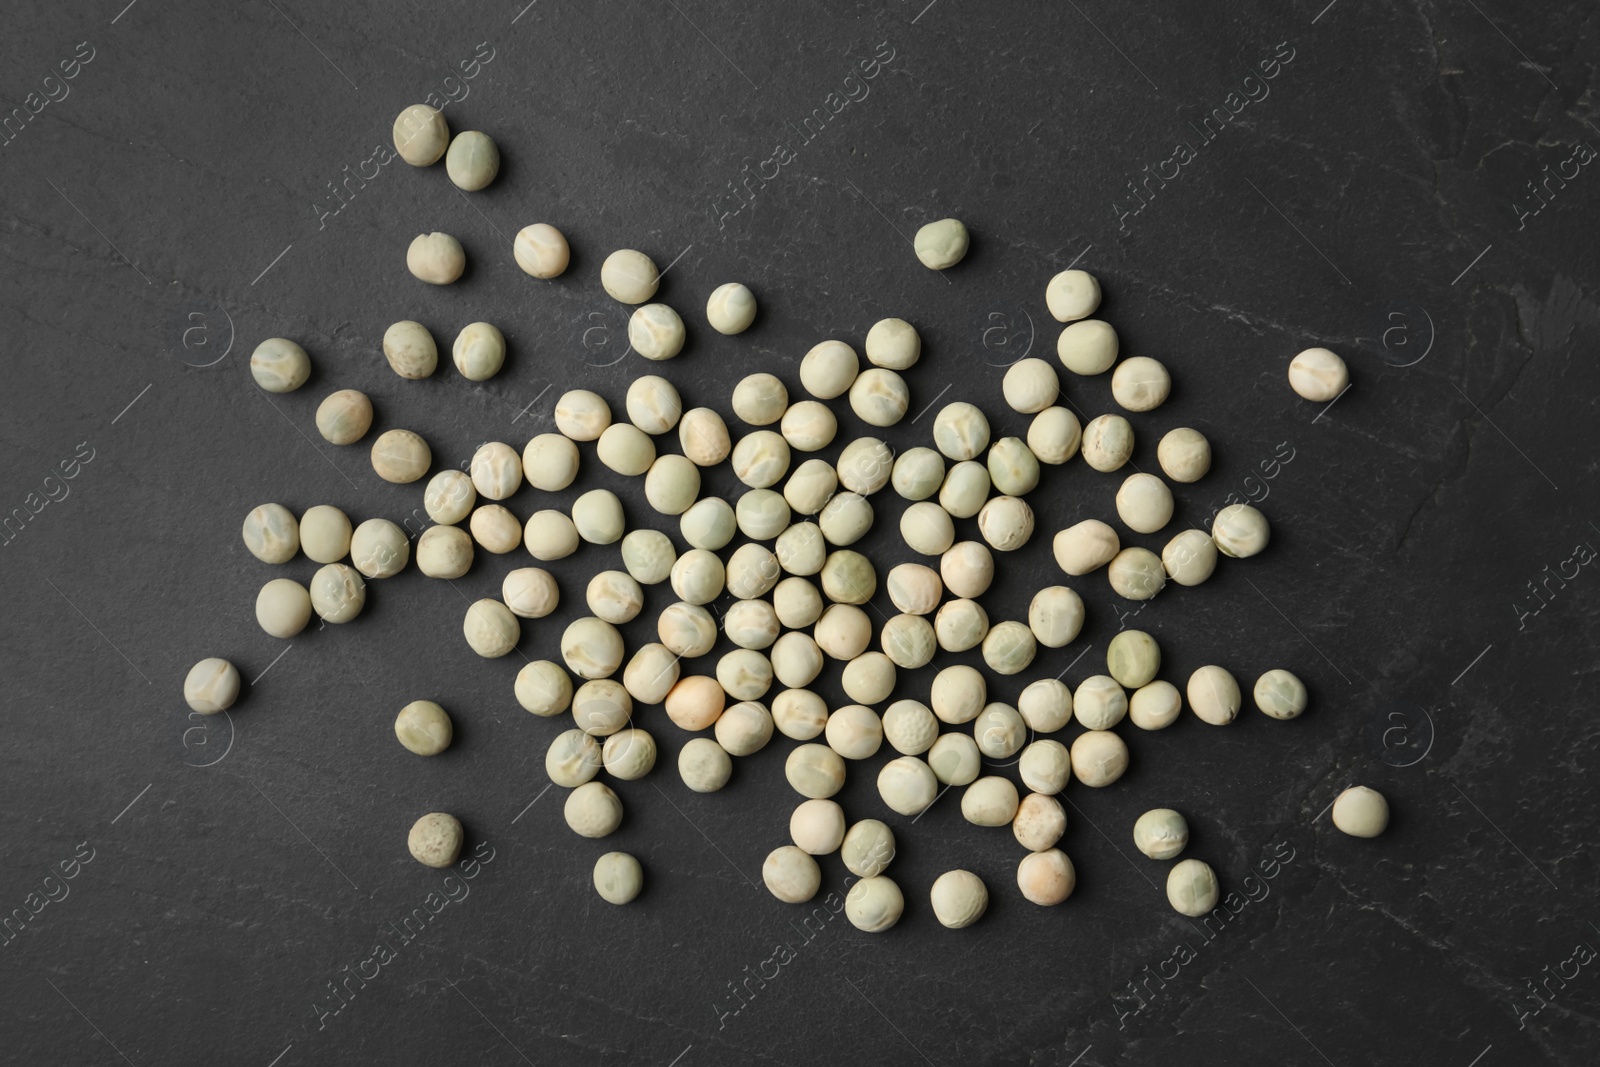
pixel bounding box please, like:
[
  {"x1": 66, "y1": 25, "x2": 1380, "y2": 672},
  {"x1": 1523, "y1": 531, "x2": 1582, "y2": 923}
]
[{"x1": 250, "y1": 338, "x2": 310, "y2": 393}]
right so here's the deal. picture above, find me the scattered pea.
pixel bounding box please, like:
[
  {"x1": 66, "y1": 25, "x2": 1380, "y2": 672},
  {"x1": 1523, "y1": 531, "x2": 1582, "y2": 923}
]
[
  {"x1": 382, "y1": 320, "x2": 437, "y2": 379},
  {"x1": 865, "y1": 317, "x2": 920, "y2": 369},
  {"x1": 242, "y1": 503, "x2": 299, "y2": 564},
  {"x1": 463, "y1": 598, "x2": 520, "y2": 658},
  {"x1": 621, "y1": 529, "x2": 677, "y2": 585},
  {"x1": 825, "y1": 703, "x2": 883, "y2": 760},
  {"x1": 392, "y1": 104, "x2": 449, "y2": 166},
  {"x1": 781, "y1": 399, "x2": 838, "y2": 452},
  {"x1": 738, "y1": 489, "x2": 792, "y2": 540},
  {"x1": 772, "y1": 576, "x2": 823, "y2": 628},
  {"x1": 1254, "y1": 669, "x2": 1307, "y2": 720},
  {"x1": 982, "y1": 621, "x2": 1037, "y2": 675},
  {"x1": 962, "y1": 776, "x2": 1020, "y2": 826},
  {"x1": 706, "y1": 282, "x2": 757, "y2": 334},
  {"x1": 554, "y1": 389, "x2": 610, "y2": 441},
  {"x1": 1056, "y1": 319, "x2": 1118, "y2": 375},
  {"x1": 316, "y1": 389, "x2": 372, "y2": 445},
  {"x1": 841, "y1": 820, "x2": 896, "y2": 877},
  {"x1": 679, "y1": 737, "x2": 733, "y2": 792},
  {"x1": 715, "y1": 698, "x2": 774, "y2": 755},
  {"x1": 1045, "y1": 269, "x2": 1101, "y2": 322},
  {"x1": 987, "y1": 437, "x2": 1041, "y2": 496},
  {"x1": 1019, "y1": 739, "x2": 1071, "y2": 795},
  {"x1": 892, "y1": 447, "x2": 945, "y2": 500},
  {"x1": 1017, "y1": 849, "x2": 1076, "y2": 905},
  {"x1": 471, "y1": 441, "x2": 523, "y2": 500},
  {"x1": 523, "y1": 510, "x2": 580, "y2": 561},
  {"x1": 522, "y1": 433, "x2": 580, "y2": 492},
  {"x1": 786, "y1": 743, "x2": 846, "y2": 798},
  {"x1": 800, "y1": 340, "x2": 858, "y2": 400},
  {"x1": 561, "y1": 617, "x2": 624, "y2": 678},
  {"x1": 931, "y1": 870, "x2": 989, "y2": 929},
  {"x1": 573, "y1": 679, "x2": 632, "y2": 736},
  {"x1": 934, "y1": 598, "x2": 989, "y2": 652},
  {"x1": 1110, "y1": 356, "x2": 1171, "y2": 412},
  {"x1": 1080, "y1": 413, "x2": 1134, "y2": 471},
  {"x1": 601, "y1": 249, "x2": 659, "y2": 304},
  {"x1": 452, "y1": 322, "x2": 506, "y2": 380},
  {"x1": 670, "y1": 548, "x2": 725, "y2": 605},
  {"x1": 645, "y1": 455, "x2": 700, "y2": 515},
  {"x1": 1028, "y1": 586, "x2": 1085, "y2": 648},
  {"x1": 1028, "y1": 407, "x2": 1082, "y2": 464},
  {"x1": 764, "y1": 845, "x2": 822, "y2": 904},
  {"x1": 941, "y1": 541, "x2": 994, "y2": 599},
  {"x1": 470, "y1": 505, "x2": 521, "y2": 553},
  {"x1": 370, "y1": 429, "x2": 432, "y2": 483},
  {"x1": 424, "y1": 469, "x2": 475, "y2": 525},
  {"x1": 978, "y1": 496, "x2": 1034, "y2": 552},
  {"x1": 513, "y1": 223, "x2": 570, "y2": 279},
  {"x1": 774, "y1": 521, "x2": 825, "y2": 575},
  {"x1": 680, "y1": 407, "x2": 732, "y2": 466},
  {"x1": 1134, "y1": 808, "x2": 1188, "y2": 859},
  {"x1": 725, "y1": 599, "x2": 780, "y2": 650},
  {"x1": 571, "y1": 489, "x2": 626, "y2": 544},
  {"x1": 1070, "y1": 730, "x2": 1129, "y2": 787},
  {"x1": 664, "y1": 674, "x2": 725, "y2": 731},
  {"x1": 1213, "y1": 503, "x2": 1270, "y2": 558},
  {"x1": 407, "y1": 232, "x2": 466, "y2": 285},
  {"x1": 848, "y1": 368, "x2": 910, "y2": 427},
  {"x1": 1003, "y1": 358, "x2": 1060, "y2": 414},
  {"x1": 1187, "y1": 665, "x2": 1241, "y2": 726},
  {"x1": 565, "y1": 781, "x2": 623, "y2": 838},
  {"x1": 594, "y1": 851, "x2": 644, "y2": 905},
  {"x1": 932, "y1": 402, "x2": 991, "y2": 461},
  {"x1": 395, "y1": 700, "x2": 452, "y2": 756},
  {"x1": 250, "y1": 338, "x2": 310, "y2": 393},
  {"x1": 1074, "y1": 675, "x2": 1127, "y2": 731},
  {"x1": 928, "y1": 733, "x2": 981, "y2": 786},
  {"x1": 310, "y1": 563, "x2": 365, "y2": 623},
  {"x1": 818, "y1": 491, "x2": 872, "y2": 546},
  {"x1": 790, "y1": 798, "x2": 846, "y2": 855},
  {"x1": 1331, "y1": 785, "x2": 1389, "y2": 837},
  {"x1": 1166, "y1": 858, "x2": 1219, "y2": 916},
  {"x1": 772, "y1": 689, "x2": 829, "y2": 741},
  {"x1": 1128, "y1": 680, "x2": 1182, "y2": 730},
  {"x1": 408, "y1": 812, "x2": 463, "y2": 868},
  {"x1": 1162, "y1": 529, "x2": 1218, "y2": 586},
  {"x1": 1018, "y1": 680, "x2": 1073, "y2": 733},
  {"x1": 445, "y1": 130, "x2": 499, "y2": 190},
  {"x1": 1157, "y1": 427, "x2": 1211, "y2": 483},
  {"x1": 1013, "y1": 793, "x2": 1067, "y2": 852},
  {"x1": 974, "y1": 701, "x2": 1026, "y2": 759},
  {"x1": 731, "y1": 372, "x2": 788, "y2": 425},
  {"x1": 846, "y1": 875, "x2": 905, "y2": 932},
  {"x1": 256, "y1": 578, "x2": 312, "y2": 638},
  {"x1": 502, "y1": 567, "x2": 559, "y2": 618},
  {"x1": 715, "y1": 651, "x2": 772, "y2": 704},
  {"x1": 183, "y1": 658, "x2": 239, "y2": 714},
  {"x1": 1107, "y1": 547, "x2": 1166, "y2": 600},
  {"x1": 597, "y1": 423, "x2": 657, "y2": 476},
  {"x1": 939, "y1": 461, "x2": 990, "y2": 519},
  {"x1": 913, "y1": 217, "x2": 969, "y2": 270},
  {"x1": 517, "y1": 661, "x2": 574, "y2": 717},
  {"x1": 1107, "y1": 629, "x2": 1161, "y2": 688},
  {"x1": 628, "y1": 304, "x2": 686, "y2": 361},
  {"x1": 841, "y1": 653, "x2": 896, "y2": 705},
  {"x1": 622, "y1": 643, "x2": 680, "y2": 705},
  {"x1": 657, "y1": 602, "x2": 717, "y2": 658},
  {"x1": 416, "y1": 524, "x2": 474, "y2": 578},
  {"x1": 1289, "y1": 346, "x2": 1349, "y2": 402},
  {"x1": 881, "y1": 614, "x2": 936, "y2": 670}
]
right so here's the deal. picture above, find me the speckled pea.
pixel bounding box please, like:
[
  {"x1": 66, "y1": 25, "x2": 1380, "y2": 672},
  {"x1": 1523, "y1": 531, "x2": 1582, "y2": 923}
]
[
  {"x1": 547, "y1": 728, "x2": 603, "y2": 786},
  {"x1": 1013, "y1": 794, "x2": 1067, "y2": 852},
  {"x1": 250, "y1": 338, "x2": 310, "y2": 393},
  {"x1": 371, "y1": 429, "x2": 431, "y2": 484},
  {"x1": 316, "y1": 389, "x2": 372, "y2": 445},
  {"x1": 1289, "y1": 346, "x2": 1349, "y2": 402},
  {"x1": 1029, "y1": 585, "x2": 1085, "y2": 648},
  {"x1": 679, "y1": 737, "x2": 733, "y2": 792},
  {"x1": 679, "y1": 407, "x2": 732, "y2": 467},
  {"x1": 1074, "y1": 675, "x2": 1127, "y2": 731},
  {"x1": 408, "y1": 812, "x2": 463, "y2": 868},
  {"x1": 445, "y1": 130, "x2": 499, "y2": 191},
  {"x1": 564, "y1": 781, "x2": 623, "y2": 838},
  {"x1": 382, "y1": 320, "x2": 437, "y2": 379},
  {"x1": 1254, "y1": 669, "x2": 1308, "y2": 720}
]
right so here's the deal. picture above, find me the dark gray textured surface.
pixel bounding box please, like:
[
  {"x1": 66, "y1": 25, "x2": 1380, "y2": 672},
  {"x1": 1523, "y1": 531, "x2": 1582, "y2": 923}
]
[{"x1": 2, "y1": 1, "x2": 1597, "y2": 1064}]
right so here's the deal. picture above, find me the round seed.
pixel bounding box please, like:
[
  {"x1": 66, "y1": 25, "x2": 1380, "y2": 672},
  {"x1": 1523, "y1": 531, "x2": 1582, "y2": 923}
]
[
  {"x1": 250, "y1": 338, "x2": 310, "y2": 393},
  {"x1": 671, "y1": 548, "x2": 725, "y2": 605},
  {"x1": 865, "y1": 317, "x2": 920, "y2": 369},
  {"x1": 665, "y1": 675, "x2": 724, "y2": 731},
  {"x1": 408, "y1": 813, "x2": 463, "y2": 868},
  {"x1": 939, "y1": 461, "x2": 990, "y2": 519},
  {"x1": 1018, "y1": 681, "x2": 1073, "y2": 733},
  {"x1": 818, "y1": 491, "x2": 873, "y2": 545},
  {"x1": 841, "y1": 820, "x2": 896, "y2": 877},
  {"x1": 594, "y1": 852, "x2": 644, "y2": 905},
  {"x1": 715, "y1": 700, "x2": 774, "y2": 758},
  {"x1": 445, "y1": 130, "x2": 499, "y2": 190},
  {"x1": 471, "y1": 441, "x2": 522, "y2": 500},
  {"x1": 513, "y1": 223, "x2": 569, "y2": 279},
  {"x1": 878, "y1": 755, "x2": 938, "y2": 815},
  {"x1": 572, "y1": 489, "x2": 626, "y2": 544},
  {"x1": 941, "y1": 541, "x2": 994, "y2": 599},
  {"x1": 463, "y1": 598, "x2": 520, "y2": 658},
  {"x1": 786, "y1": 743, "x2": 846, "y2": 799},
  {"x1": 1162, "y1": 529, "x2": 1218, "y2": 586},
  {"x1": 622, "y1": 643, "x2": 680, "y2": 704},
  {"x1": 310, "y1": 563, "x2": 365, "y2": 623},
  {"x1": 1046, "y1": 269, "x2": 1101, "y2": 322},
  {"x1": 933, "y1": 402, "x2": 991, "y2": 461},
  {"x1": 731, "y1": 373, "x2": 788, "y2": 425},
  {"x1": 825, "y1": 703, "x2": 883, "y2": 760},
  {"x1": 1107, "y1": 547, "x2": 1166, "y2": 600},
  {"x1": 772, "y1": 689, "x2": 828, "y2": 741},
  {"x1": 1057, "y1": 319, "x2": 1118, "y2": 375},
  {"x1": 562, "y1": 617, "x2": 627, "y2": 681},
  {"x1": 1187, "y1": 665, "x2": 1241, "y2": 726},
  {"x1": 316, "y1": 389, "x2": 372, "y2": 445},
  {"x1": 706, "y1": 282, "x2": 757, "y2": 334},
  {"x1": 715, "y1": 651, "x2": 772, "y2": 704},
  {"x1": 573, "y1": 679, "x2": 632, "y2": 737},
  {"x1": 407, "y1": 232, "x2": 465, "y2": 285},
  {"x1": 1331, "y1": 785, "x2": 1389, "y2": 837},
  {"x1": 1107, "y1": 629, "x2": 1161, "y2": 688},
  {"x1": 1110, "y1": 356, "x2": 1171, "y2": 412},
  {"x1": 424, "y1": 470, "x2": 475, "y2": 525},
  {"x1": 978, "y1": 496, "x2": 1034, "y2": 552},
  {"x1": 773, "y1": 577, "x2": 823, "y2": 628},
  {"x1": 1080, "y1": 413, "x2": 1134, "y2": 471},
  {"x1": 987, "y1": 437, "x2": 1041, "y2": 496},
  {"x1": 382, "y1": 320, "x2": 437, "y2": 379},
  {"x1": 601, "y1": 249, "x2": 659, "y2": 304},
  {"x1": 621, "y1": 530, "x2": 676, "y2": 585},
  {"x1": 1158, "y1": 427, "x2": 1211, "y2": 483},
  {"x1": 1074, "y1": 675, "x2": 1127, "y2": 730},
  {"x1": 502, "y1": 567, "x2": 559, "y2": 618},
  {"x1": 658, "y1": 602, "x2": 717, "y2": 658},
  {"x1": 784, "y1": 458, "x2": 838, "y2": 515},
  {"x1": 256, "y1": 578, "x2": 312, "y2": 638},
  {"x1": 680, "y1": 407, "x2": 731, "y2": 466},
  {"x1": 416, "y1": 525, "x2": 474, "y2": 578},
  {"x1": 523, "y1": 510, "x2": 579, "y2": 561},
  {"x1": 680, "y1": 498, "x2": 736, "y2": 551},
  {"x1": 790, "y1": 799, "x2": 846, "y2": 855},
  {"x1": 468, "y1": 503, "x2": 520, "y2": 553},
  {"x1": 1254, "y1": 669, "x2": 1308, "y2": 720},
  {"x1": 517, "y1": 661, "x2": 573, "y2": 717},
  {"x1": 297, "y1": 505, "x2": 350, "y2": 564},
  {"x1": 962, "y1": 776, "x2": 1020, "y2": 826},
  {"x1": 565, "y1": 781, "x2": 623, "y2": 838},
  {"x1": 1017, "y1": 849, "x2": 1076, "y2": 905},
  {"x1": 800, "y1": 340, "x2": 858, "y2": 399},
  {"x1": 892, "y1": 447, "x2": 945, "y2": 500},
  {"x1": 738, "y1": 489, "x2": 791, "y2": 540},
  {"x1": 1070, "y1": 730, "x2": 1128, "y2": 787},
  {"x1": 243, "y1": 503, "x2": 299, "y2": 564},
  {"x1": 934, "y1": 599, "x2": 989, "y2": 653},
  {"x1": 1014, "y1": 794, "x2": 1067, "y2": 852},
  {"x1": 452, "y1": 321, "x2": 506, "y2": 381},
  {"x1": 628, "y1": 304, "x2": 686, "y2": 361},
  {"x1": 929, "y1": 733, "x2": 981, "y2": 787},
  {"x1": 1019, "y1": 739, "x2": 1071, "y2": 795},
  {"x1": 837, "y1": 437, "x2": 895, "y2": 495},
  {"x1": 775, "y1": 522, "x2": 825, "y2": 575},
  {"x1": 183, "y1": 658, "x2": 239, "y2": 714},
  {"x1": 554, "y1": 389, "x2": 610, "y2": 441},
  {"x1": 597, "y1": 423, "x2": 656, "y2": 477},
  {"x1": 1289, "y1": 346, "x2": 1349, "y2": 401},
  {"x1": 370, "y1": 429, "x2": 431, "y2": 483},
  {"x1": 1213, "y1": 503, "x2": 1270, "y2": 558},
  {"x1": 849, "y1": 368, "x2": 910, "y2": 426},
  {"x1": 731, "y1": 430, "x2": 790, "y2": 489},
  {"x1": 780, "y1": 399, "x2": 838, "y2": 451},
  {"x1": 521, "y1": 433, "x2": 580, "y2": 492},
  {"x1": 1129, "y1": 680, "x2": 1182, "y2": 730},
  {"x1": 1134, "y1": 808, "x2": 1189, "y2": 859},
  {"x1": 931, "y1": 870, "x2": 989, "y2": 929},
  {"x1": 395, "y1": 700, "x2": 452, "y2": 756},
  {"x1": 914, "y1": 217, "x2": 969, "y2": 270},
  {"x1": 982, "y1": 621, "x2": 1037, "y2": 675},
  {"x1": 1166, "y1": 859, "x2": 1219, "y2": 916},
  {"x1": 679, "y1": 737, "x2": 733, "y2": 792},
  {"x1": 1028, "y1": 407, "x2": 1082, "y2": 464},
  {"x1": 392, "y1": 104, "x2": 448, "y2": 165},
  {"x1": 764, "y1": 845, "x2": 822, "y2": 904},
  {"x1": 726, "y1": 543, "x2": 780, "y2": 599},
  {"x1": 1028, "y1": 586, "x2": 1084, "y2": 648},
  {"x1": 846, "y1": 876, "x2": 905, "y2": 932},
  {"x1": 975, "y1": 702, "x2": 1026, "y2": 759},
  {"x1": 882, "y1": 699, "x2": 938, "y2": 755}
]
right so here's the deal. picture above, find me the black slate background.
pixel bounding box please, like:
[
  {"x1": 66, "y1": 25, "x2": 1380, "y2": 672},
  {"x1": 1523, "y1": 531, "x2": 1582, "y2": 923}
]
[{"x1": 2, "y1": 1, "x2": 1597, "y2": 1065}]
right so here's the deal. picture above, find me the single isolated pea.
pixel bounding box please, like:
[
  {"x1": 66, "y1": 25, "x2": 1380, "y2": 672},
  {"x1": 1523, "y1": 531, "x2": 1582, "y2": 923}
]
[
  {"x1": 562, "y1": 616, "x2": 625, "y2": 679},
  {"x1": 1187, "y1": 665, "x2": 1241, "y2": 726},
  {"x1": 463, "y1": 598, "x2": 520, "y2": 658},
  {"x1": 1213, "y1": 503, "x2": 1270, "y2": 558},
  {"x1": 1129, "y1": 680, "x2": 1182, "y2": 731},
  {"x1": 628, "y1": 304, "x2": 686, "y2": 361},
  {"x1": 1045, "y1": 269, "x2": 1101, "y2": 322},
  {"x1": 554, "y1": 389, "x2": 610, "y2": 441},
  {"x1": 1158, "y1": 427, "x2": 1211, "y2": 483},
  {"x1": 799, "y1": 340, "x2": 859, "y2": 400},
  {"x1": 1289, "y1": 346, "x2": 1349, "y2": 402},
  {"x1": 1053, "y1": 519, "x2": 1120, "y2": 576},
  {"x1": 183, "y1": 658, "x2": 239, "y2": 714},
  {"x1": 1133, "y1": 808, "x2": 1189, "y2": 859},
  {"x1": 473, "y1": 508, "x2": 519, "y2": 551},
  {"x1": 1017, "y1": 849, "x2": 1076, "y2": 906},
  {"x1": 865, "y1": 317, "x2": 920, "y2": 369},
  {"x1": 407, "y1": 232, "x2": 466, "y2": 285},
  {"x1": 242, "y1": 503, "x2": 299, "y2": 564},
  {"x1": 370, "y1": 429, "x2": 431, "y2": 483},
  {"x1": 1080, "y1": 413, "x2": 1134, "y2": 471},
  {"x1": 930, "y1": 870, "x2": 989, "y2": 929},
  {"x1": 1331, "y1": 785, "x2": 1389, "y2": 837},
  {"x1": 408, "y1": 812, "x2": 463, "y2": 868},
  {"x1": 445, "y1": 130, "x2": 499, "y2": 191},
  {"x1": 914, "y1": 217, "x2": 969, "y2": 270},
  {"x1": 310, "y1": 563, "x2": 366, "y2": 623},
  {"x1": 1107, "y1": 629, "x2": 1161, "y2": 688},
  {"x1": 1166, "y1": 858, "x2": 1219, "y2": 916},
  {"x1": 597, "y1": 423, "x2": 655, "y2": 476},
  {"x1": 845, "y1": 875, "x2": 904, "y2": 932},
  {"x1": 1254, "y1": 669, "x2": 1308, "y2": 720},
  {"x1": 524, "y1": 510, "x2": 579, "y2": 561},
  {"x1": 395, "y1": 700, "x2": 452, "y2": 756},
  {"x1": 1029, "y1": 406, "x2": 1082, "y2": 465},
  {"x1": 1070, "y1": 730, "x2": 1129, "y2": 787},
  {"x1": 1057, "y1": 319, "x2": 1118, "y2": 375},
  {"x1": 256, "y1": 578, "x2": 312, "y2": 638},
  {"x1": 706, "y1": 282, "x2": 757, "y2": 334},
  {"x1": 594, "y1": 852, "x2": 644, "y2": 905},
  {"x1": 316, "y1": 389, "x2": 373, "y2": 445},
  {"x1": 564, "y1": 781, "x2": 624, "y2": 838},
  {"x1": 416, "y1": 524, "x2": 474, "y2": 578},
  {"x1": 679, "y1": 737, "x2": 733, "y2": 792},
  {"x1": 249, "y1": 338, "x2": 310, "y2": 393},
  {"x1": 763, "y1": 845, "x2": 822, "y2": 904},
  {"x1": 513, "y1": 223, "x2": 570, "y2": 279},
  {"x1": 601, "y1": 248, "x2": 659, "y2": 304},
  {"x1": 299, "y1": 504, "x2": 352, "y2": 564},
  {"x1": 931, "y1": 664, "x2": 986, "y2": 725},
  {"x1": 383, "y1": 320, "x2": 438, "y2": 379},
  {"x1": 1110, "y1": 356, "x2": 1171, "y2": 412},
  {"x1": 715, "y1": 654, "x2": 773, "y2": 707},
  {"x1": 392, "y1": 104, "x2": 448, "y2": 166},
  {"x1": 452, "y1": 322, "x2": 506, "y2": 381}
]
